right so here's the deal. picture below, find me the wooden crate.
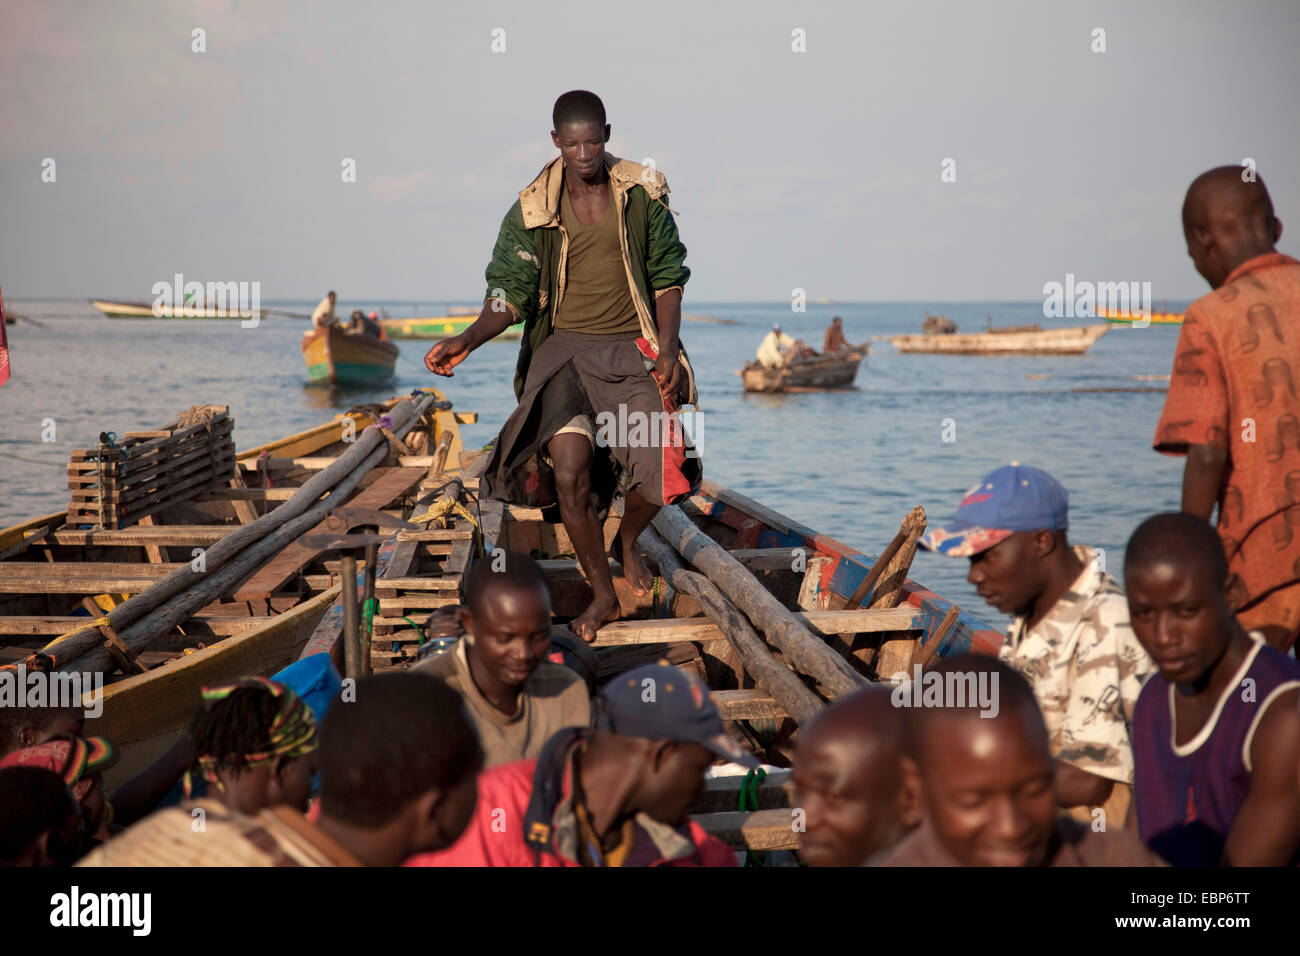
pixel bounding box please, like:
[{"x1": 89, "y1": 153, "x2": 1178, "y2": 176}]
[{"x1": 66, "y1": 406, "x2": 236, "y2": 529}]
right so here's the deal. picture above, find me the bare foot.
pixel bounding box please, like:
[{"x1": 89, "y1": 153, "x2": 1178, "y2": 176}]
[
  {"x1": 569, "y1": 594, "x2": 621, "y2": 644},
  {"x1": 610, "y1": 535, "x2": 654, "y2": 596}
]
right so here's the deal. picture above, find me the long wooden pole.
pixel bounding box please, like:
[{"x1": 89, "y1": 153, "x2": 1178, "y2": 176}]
[
  {"x1": 651, "y1": 505, "x2": 866, "y2": 700},
  {"x1": 638, "y1": 530, "x2": 824, "y2": 725}
]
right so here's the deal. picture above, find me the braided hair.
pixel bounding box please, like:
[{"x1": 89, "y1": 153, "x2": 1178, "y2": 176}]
[{"x1": 184, "y1": 678, "x2": 316, "y2": 793}]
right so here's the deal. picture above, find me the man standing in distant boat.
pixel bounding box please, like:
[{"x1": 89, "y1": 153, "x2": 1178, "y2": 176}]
[
  {"x1": 1154, "y1": 166, "x2": 1300, "y2": 651},
  {"x1": 311, "y1": 291, "x2": 337, "y2": 329},
  {"x1": 423, "y1": 90, "x2": 700, "y2": 642},
  {"x1": 823, "y1": 316, "x2": 850, "y2": 354}
]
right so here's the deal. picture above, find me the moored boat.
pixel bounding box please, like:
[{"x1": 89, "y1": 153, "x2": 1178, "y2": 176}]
[
  {"x1": 890, "y1": 323, "x2": 1109, "y2": 355},
  {"x1": 739, "y1": 349, "x2": 867, "y2": 392},
  {"x1": 91, "y1": 298, "x2": 268, "y2": 321},
  {"x1": 1098, "y1": 306, "x2": 1184, "y2": 325},
  {"x1": 379, "y1": 314, "x2": 525, "y2": 340},
  {"x1": 301, "y1": 325, "x2": 400, "y2": 385}
]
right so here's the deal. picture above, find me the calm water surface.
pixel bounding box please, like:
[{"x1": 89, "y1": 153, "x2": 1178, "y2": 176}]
[{"x1": 0, "y1": 299, "x2": 1189, "y2": 629}]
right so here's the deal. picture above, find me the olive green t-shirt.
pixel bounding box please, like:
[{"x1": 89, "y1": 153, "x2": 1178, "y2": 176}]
[
  {"x1": 554, "y1": 177, "x2": 641, "y2": 335},
  {"x1": 413, "y1": 638, "x2": 592, "y2": 768}
]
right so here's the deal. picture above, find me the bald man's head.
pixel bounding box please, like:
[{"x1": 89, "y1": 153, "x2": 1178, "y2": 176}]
[
  {"x1": 794, "y1": 685, "x2": 916, "y2": 866},
  {"x1": 1182, "y1": 166, "x2": 1282, "y2": 288},
  {"x1": 900, "y1": 656, "x2": 1058, "y2": 867},
  {"x1": 1124, "y1": 513, "x2": 1242, "y2": 685}
]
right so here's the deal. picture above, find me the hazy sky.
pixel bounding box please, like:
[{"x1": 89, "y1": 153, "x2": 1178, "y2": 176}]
[{"x1": 3, "y1": 0, "x2": 1298, "y2": 302}]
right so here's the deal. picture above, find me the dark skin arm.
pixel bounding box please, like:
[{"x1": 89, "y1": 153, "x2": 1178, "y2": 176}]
[
  {"x1": 1223, "y1": 687, "x2": 1300, "y2": 865},
  {"x1": 651, "y1": 288, "x2": 683, "y2": 400},
  {"x1": 108, "y1": 732, "x2": 195, "y2": 826},
  {"x1": 423, "y1": 301, "x2": 517, "y2": 376},
  {"x1": 1055, "y1": 760, "x2": 1115, "y2": 810},
  {"x1": 1181, "y1": 442, "x2": 1227, "y2": 521}
]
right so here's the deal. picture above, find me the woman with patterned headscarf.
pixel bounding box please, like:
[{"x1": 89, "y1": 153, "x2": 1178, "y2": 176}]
[{"x1": 184, "y1": 676, "x2": 318, "y2": 815}]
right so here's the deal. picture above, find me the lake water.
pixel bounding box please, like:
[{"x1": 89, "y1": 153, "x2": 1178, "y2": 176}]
[{"x1": 0, "y1": 298, "x2": 1190, "y2": 630}]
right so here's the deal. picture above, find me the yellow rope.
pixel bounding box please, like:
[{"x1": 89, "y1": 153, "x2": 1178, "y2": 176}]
[
  {"x1": 410, "y1": 496, "x2": 479, "y2": 529},
  {"x1": 41, "y1": 616, "x2": 112, "y2": 652}
]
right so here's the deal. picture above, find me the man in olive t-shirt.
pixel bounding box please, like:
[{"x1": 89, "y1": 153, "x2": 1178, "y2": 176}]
[{"x1": 414, "y1": 551, "x2": 590, "y2": 767}]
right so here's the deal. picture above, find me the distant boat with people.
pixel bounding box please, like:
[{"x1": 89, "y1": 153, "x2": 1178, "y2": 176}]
[{"x1": 740, "y1": 349, "x2": 867, "y2": 392}]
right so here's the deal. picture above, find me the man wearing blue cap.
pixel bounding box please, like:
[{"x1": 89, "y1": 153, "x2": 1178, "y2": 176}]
[
  {"x1": 405, "y1": 663, "x2": 750, "y2": 867},
  {"x1": 919, "y1": 463, "x2": 1154, "y2": 826}
]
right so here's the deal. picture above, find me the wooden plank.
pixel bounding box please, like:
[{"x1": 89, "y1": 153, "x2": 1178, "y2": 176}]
[
  {"x1": 239, "y1": 455, "x2": 441, "y2": 471},
  {"x1": 378, "y1": 594, "x2": 459, "y2": 612},
  {"x1": 691, "y1": 809, "x2": 799, "y2": 851},
  {"x1": 197, "y1": 488, "x2": 302, "y2": 502},
  {"x1": 0, "y1": 562, "x2": 185, "y2": 578},
  {"x1": 51, "y1": 525, "x2": 235, "y2": 547},
  {"x1": 710, "y1": 689, "x2": 788, "y2": 721},
  {"x1": 394, "y1": 529, "x2": 475, "y2": 542},
  {"x1": 368, "y1": 576, "x2": 461, "y2": 591},
  {"x1": 728, "y1": 548, "x2": 805, "y2": 572},
  {"x1": 136, "y1": 515, "x2": 167, "y2": 563},
  {"x1": 694, "y1": 767, "x2": 793, "y2": 813},
  {"x1": 231, "y1": 467, "x2": 426, "y2": 601},
  {"x1": 590, "y1": 607, "x2": 918, "y2": 646},
  {"x1": 0, "y1": 615, "x2": 263, "y2": 637}
]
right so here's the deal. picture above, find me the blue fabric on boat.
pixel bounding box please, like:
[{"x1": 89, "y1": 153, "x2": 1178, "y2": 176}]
[{"x1": 271, "y1": 654, "x2": 343, "y2": 724}]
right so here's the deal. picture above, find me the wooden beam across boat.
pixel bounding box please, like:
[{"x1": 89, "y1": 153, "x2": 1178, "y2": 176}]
[
  {"x1": 52, "y1": 525, "x2": 237, "y2": 547},
  {"x1": 589, "y1": 607, "x2": 918, "y2": 646},
  {"x1": 692, "y1": 809, "x2": 799, "y2": 852}
]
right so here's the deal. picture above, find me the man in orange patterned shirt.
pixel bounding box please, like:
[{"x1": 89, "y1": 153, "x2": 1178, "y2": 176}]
[{"x1": 1153, "y1": 166, "x2": 1300, "y2": 650}]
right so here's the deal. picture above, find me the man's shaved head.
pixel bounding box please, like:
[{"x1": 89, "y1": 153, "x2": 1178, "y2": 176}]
[
  {"x1": 1125, "y1": 512, "x2": 1228, "y2": 587},
  {"x1": 901, "y1": 655, "x2": 1057, "y2": 867},
  {"x1": 552, "y1": 90, "x2": 606, "y2": 131},
  {"x1": 464, "y1": 550, "x2": 549, "y2": 617},
  {"x1": 1124, "y1": 513, "x2": 1242, "y2": 686},
  {"x1": 794, "y1": 685, "x2": 916, "y2": 866},
  {"x1": 1182, "y1": 166, "x2": 1282, "y2": 288}
]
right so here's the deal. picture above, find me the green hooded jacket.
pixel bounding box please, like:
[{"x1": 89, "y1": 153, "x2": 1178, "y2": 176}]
[{"x1": 482, "y1": 153, "x2": 696, "y2": 404}]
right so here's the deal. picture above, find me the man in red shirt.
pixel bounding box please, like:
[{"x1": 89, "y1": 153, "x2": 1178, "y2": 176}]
[
  {"x1": 405, "y1": 664, "x2": 752, "y2": 867},
  {"x1": 1154, "y1": 166, "x2": 1300, "y2": 650}
]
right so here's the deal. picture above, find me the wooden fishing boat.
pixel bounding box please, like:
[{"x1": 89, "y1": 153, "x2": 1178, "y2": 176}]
[
  {"x1": 470, "y1": 468, "x2": 998, "y2": 854},
  {"x1": 301, "y1": 325, "x2": 400, "y2": 386},
  {"x1": 0, "y1": 391, "x2": 470, "y2": 786},
  {"x1": 299, "y1": 440, "x2": 1000, "y2": 857},
  {"x1": 890, "y1": 323, "x2": 1110, "y2": 355},
  {"x1": 379, "y1": 315, "x2": 525, "y2": 341},
  {"x1": 90, "y1": 298, "x2": 268, "y2": 321},
  {"x1": 739, "y1": 349, "x2": 866, "y2": 393},
  {"x1": 1098, "y1": 306, "x2": 1184, "y2": 325}
]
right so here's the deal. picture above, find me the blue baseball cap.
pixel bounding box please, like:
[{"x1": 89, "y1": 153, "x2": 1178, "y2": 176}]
[
  {"x1": 597, "y1": 664, "x2": 759, "y2": 768},
  {"x1": 919, "y1": 463, "x2": 1069, "y2": 557}
]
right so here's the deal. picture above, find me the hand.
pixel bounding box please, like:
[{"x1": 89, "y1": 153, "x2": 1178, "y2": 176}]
[
  {"x1": 424, "y1": 334, "x2": 472, "y2": 377},
  {"x1": 653, "y1": 350, "x2": 683, "y2": 402}
]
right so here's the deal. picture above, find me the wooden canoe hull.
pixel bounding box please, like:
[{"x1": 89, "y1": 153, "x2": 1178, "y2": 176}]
[
  {"x1": 85, "y1": 586, "x2": 341, "y2": 788},
  {"x1": 379, "y1": 315, "x2": 524, "y2": 341},
  {"x1": 91, "y1": 299, "x2": 267, "y2": 320},
  {"x1": 301, "y1": 326, "x2": 399, "y2": 385},
  {"x1": 741, "y1": 351, "x2": 865, "y2": 392},
  {"x1": 890, "y1": 324, "x2": 1110, "y2": 355}
]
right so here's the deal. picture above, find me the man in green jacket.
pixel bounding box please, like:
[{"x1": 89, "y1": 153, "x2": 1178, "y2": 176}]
[{"x1": 425, "y1": 90, "x2": 700, "y2": 643}]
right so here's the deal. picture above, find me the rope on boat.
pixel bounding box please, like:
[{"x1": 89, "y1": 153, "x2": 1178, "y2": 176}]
[
  {"x1": 39, "y1": 615, "x2": 112, "y2": 652},
  {"x1": 410, "y1": 491, "x2": 479, "y2": 529}
]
